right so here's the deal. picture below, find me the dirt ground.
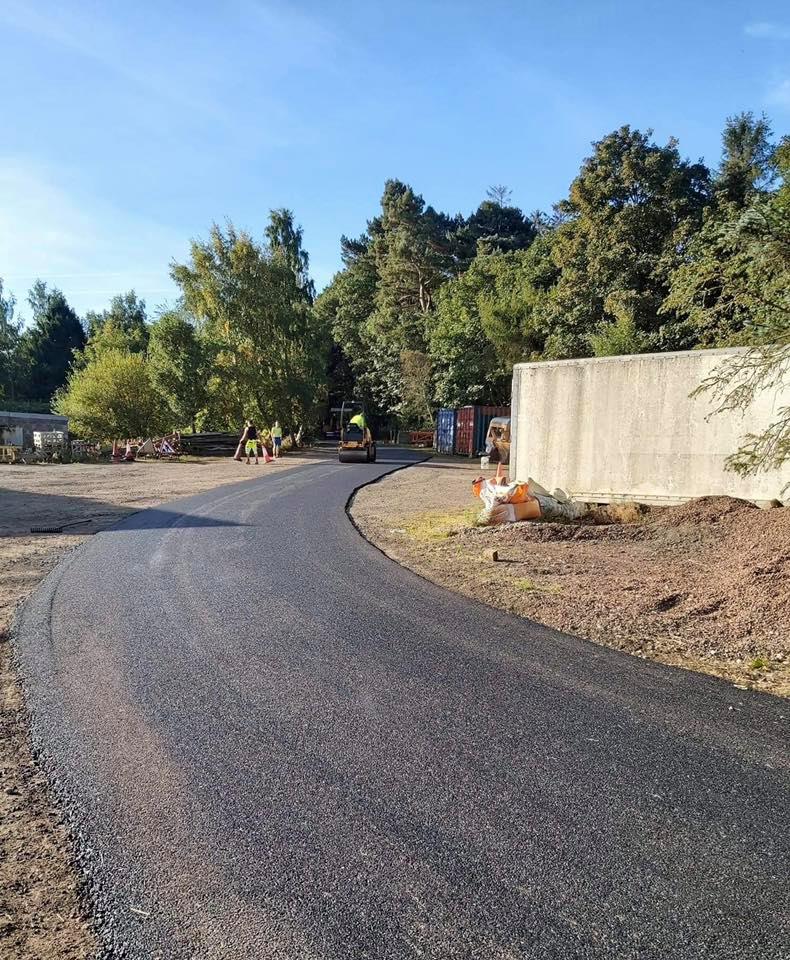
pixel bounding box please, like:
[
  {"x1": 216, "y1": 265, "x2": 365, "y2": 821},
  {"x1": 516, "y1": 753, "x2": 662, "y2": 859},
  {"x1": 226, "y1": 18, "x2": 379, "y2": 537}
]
[
  {"x1": 351, "y1": 458, "x2": 790, "y2": 698},
  {"x1": 0, "y1": 452, "x2": 322, "y2": 960}
]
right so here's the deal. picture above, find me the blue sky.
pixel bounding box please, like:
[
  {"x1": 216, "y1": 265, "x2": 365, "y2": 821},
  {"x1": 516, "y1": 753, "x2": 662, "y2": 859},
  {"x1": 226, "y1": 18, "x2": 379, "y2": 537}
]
[{"x1": 2, "y1": 0, "x2": 789, "y2": 319}]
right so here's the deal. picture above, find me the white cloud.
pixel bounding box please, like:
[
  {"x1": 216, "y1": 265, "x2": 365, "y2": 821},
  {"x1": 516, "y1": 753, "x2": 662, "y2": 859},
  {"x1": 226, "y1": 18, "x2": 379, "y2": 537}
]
[
  {"x1": 744, "y1": 21, "x2": 790, "y2": 40},
  {"x1": 0, "y1": 159, "x2": 184, "y2": 318}
]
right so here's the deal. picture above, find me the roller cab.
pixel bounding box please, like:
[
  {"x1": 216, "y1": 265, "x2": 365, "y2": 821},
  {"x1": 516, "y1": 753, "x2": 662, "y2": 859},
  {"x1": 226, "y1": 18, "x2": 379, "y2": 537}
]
[{"x1": 338, "y1": 399, "x2": 377, "y2": 464}]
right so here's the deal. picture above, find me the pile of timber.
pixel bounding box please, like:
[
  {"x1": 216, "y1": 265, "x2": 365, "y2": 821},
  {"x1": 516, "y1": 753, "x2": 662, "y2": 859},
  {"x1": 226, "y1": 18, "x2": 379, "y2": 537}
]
[{"x1": 180, "y1": 432, "x2": 239, "y2": 456}]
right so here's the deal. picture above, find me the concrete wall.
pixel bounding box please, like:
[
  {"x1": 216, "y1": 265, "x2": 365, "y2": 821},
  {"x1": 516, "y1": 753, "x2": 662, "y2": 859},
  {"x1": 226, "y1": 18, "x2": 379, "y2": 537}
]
[
  {"x1": 0, "y1": 411, "x2": 69, "y2": 450},
  {"x1": 510, "y1": 349, "x2": 790, "y2": 505}
]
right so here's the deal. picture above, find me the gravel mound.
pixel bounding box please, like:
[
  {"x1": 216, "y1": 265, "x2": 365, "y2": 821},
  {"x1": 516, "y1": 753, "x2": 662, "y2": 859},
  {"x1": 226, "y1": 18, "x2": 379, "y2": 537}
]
[{"x1": 652, "y1": 495, "x2": 760, "y2": 527}]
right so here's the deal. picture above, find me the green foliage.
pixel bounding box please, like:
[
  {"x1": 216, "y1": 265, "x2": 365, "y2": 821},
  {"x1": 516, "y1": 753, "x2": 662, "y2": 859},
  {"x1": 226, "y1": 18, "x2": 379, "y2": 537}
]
[
  {"x1": 0, "y1": 279, "x2": 22, "y2": 402},
  {"x1": 320, "y1": 180, "x2": 538, "y2": 420},
  {"x1": 316, "y1": 231, "x2": 403, "y2": 416},
  {"x1": 17, "y1": 282, "x2": 86, "y2": 401},
  {"x1": 716, "y1": 112, "x2": 776, "y2": 207},
  {"x1": 541, "y1": 126, "x2": 710, "y2": 358},
  {"x1": 449, "y1": 199, "x2": 535, "y2": 272},
  {"x1": 691, "y1": 138, "x2": 790, "y2": 480},
  {"x1": 84, "y1": 291, "x2": 149, "y2": 351},
  {"x1": 265, "y1": 208, "x2": 316, "y2": 303},
  {"x1": 0, "y1": 398, "x2": 52, "y2": 413},
  {"x1": 663, "y1": 113, "x2": 778, "y2": 347},
  {"x1": 399, "y1": 349, "x2": 433, "y2": 426},
  {"x1": 54, "y1": 349, "x2": 167, "y2": 440},
  {"x1": 76, "y1": 318, "x2": 142, "y2": 368},
  {"x1": 147, "y1": 307, "x2": 210, "y2": 431},
  {"x1": 429, "y1": 237, "x2": 556, "y2": 406},
  {"x1": 370, "y1": 179, "x2": 454, "y2": 352},
  {"x1": 589, "y1": 292, "x2": 651, "y2": 356},
  {"x1": 172, "y1": 219, "x2": 326, "y2": 430}
]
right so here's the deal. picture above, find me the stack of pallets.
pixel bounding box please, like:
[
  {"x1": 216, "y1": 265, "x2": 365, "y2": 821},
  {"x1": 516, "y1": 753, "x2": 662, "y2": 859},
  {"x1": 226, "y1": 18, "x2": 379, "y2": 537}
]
[{"x1": 179, "y1": 432, "x2": 240, "y2": 456}]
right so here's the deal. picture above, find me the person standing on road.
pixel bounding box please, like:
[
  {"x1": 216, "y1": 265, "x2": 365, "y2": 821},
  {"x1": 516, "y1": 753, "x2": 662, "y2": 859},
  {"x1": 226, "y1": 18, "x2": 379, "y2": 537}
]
[
  {"x1": 271, "y1": 420, "x2": 283, "y2": 459},
  {"x1": 235, "y1": 419, "x2": 259, "y2": 465}
]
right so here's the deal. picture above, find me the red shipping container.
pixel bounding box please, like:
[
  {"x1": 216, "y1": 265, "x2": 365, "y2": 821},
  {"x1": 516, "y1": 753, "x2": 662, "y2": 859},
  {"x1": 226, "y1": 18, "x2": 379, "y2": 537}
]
[
  {"x1": 455, "y1": 405, "x2": 509, "y2": 457},
  {"x1": 454, "y1": 407, "x2": 474, "y2": 456}
]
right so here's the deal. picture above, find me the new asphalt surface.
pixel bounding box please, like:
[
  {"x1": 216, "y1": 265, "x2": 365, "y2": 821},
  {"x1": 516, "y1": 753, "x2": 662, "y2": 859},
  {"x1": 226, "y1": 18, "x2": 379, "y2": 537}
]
[{"x1": 15, "y1": 449, "x2": 790, "y2": 959}]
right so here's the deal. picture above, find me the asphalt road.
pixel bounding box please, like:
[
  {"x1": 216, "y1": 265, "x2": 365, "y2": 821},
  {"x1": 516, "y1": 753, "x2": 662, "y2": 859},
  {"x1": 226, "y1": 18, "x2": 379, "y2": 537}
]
[{"x1": 15, "y1": 449, "x2": 790, "y2": 959}]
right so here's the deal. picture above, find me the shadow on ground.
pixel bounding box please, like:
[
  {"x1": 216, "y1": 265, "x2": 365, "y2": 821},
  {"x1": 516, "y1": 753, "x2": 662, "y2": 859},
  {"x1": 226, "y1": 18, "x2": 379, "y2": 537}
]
[{"x1": 0, "y1": 488, "x2": 244, "y2": 537}]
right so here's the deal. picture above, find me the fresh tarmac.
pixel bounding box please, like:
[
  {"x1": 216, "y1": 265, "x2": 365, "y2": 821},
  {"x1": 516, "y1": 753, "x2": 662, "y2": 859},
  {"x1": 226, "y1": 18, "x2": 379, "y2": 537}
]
[{"x1": 15, "y1": 449, "x2": 790, "y2": 958}]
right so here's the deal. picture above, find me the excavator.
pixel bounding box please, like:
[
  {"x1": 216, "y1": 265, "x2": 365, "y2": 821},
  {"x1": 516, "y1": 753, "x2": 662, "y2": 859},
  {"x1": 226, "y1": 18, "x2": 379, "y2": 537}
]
[{"x1": 337, "y1": 399, "x2": 377, "y2": 463}]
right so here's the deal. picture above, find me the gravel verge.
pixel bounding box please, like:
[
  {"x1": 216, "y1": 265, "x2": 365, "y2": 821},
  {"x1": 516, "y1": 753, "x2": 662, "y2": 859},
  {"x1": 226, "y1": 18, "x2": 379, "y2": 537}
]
[{"x1": 350, "y1": 457, "x2": 790, "y2": 697}]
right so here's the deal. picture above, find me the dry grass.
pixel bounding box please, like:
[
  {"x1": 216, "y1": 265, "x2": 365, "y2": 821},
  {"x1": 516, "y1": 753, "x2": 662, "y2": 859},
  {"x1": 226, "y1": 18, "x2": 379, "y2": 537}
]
[
  {"x1": 513, "y1": 577, "x2": 563, "y2": 594},
  {"x1": 403, "y1": 507, "x2": 481, "y2": 541}
]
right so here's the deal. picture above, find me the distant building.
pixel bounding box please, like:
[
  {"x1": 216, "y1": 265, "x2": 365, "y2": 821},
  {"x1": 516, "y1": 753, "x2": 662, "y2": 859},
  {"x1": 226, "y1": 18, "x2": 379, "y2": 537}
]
[{"x1": 0, "y1": 411, "x2": 69, "y2": 450}]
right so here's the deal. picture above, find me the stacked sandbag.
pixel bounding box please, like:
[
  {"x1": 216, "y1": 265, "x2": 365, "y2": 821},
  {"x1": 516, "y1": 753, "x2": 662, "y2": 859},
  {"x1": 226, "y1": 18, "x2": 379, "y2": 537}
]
[{"x1": 472, "y1": 473, "x2": 588, "y2": 525}]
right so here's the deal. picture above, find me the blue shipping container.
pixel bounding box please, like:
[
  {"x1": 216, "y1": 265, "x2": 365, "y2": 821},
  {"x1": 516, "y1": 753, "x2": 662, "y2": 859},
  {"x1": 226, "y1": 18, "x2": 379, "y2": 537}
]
[{"x1": 435, "y1": 408, "x2": 456, "y2": 454}]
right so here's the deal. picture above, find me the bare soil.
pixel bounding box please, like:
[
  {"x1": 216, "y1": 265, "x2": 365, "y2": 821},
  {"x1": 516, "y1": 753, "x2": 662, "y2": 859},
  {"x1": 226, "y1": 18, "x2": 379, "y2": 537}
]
[
  {"x1": 0, "y1": 453, "x2": 321, "y2": 960},
  {"x1": 351, "y1": 458, "x2": 790, "y2": 697}
]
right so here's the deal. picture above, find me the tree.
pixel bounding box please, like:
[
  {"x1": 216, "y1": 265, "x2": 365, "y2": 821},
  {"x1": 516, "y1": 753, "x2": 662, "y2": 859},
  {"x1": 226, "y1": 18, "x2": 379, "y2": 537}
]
[
  {"x1": 172, "y1": 221, "x2": 327, "y2": 430},
  {"x1": 26, "y1": 279, "x2": 50, "y2": 319},
  {"x1": 663, "y1": 113, "x2": 777, "y2": 346},
  {"x1": 691, "y1": 137, "x2": 790, "y2": 479},
  {"x1": 314, "y1": 234, "x2": 401, "y2": 415},
  {"x1": 716, "y1": 112, "x2": 776, "y2": 208},
  {"x1": 399, "y1": 349, "x2": 434, "y2": 426},
  {"x1": 449, "y1": 199, "x2": 535, "y2": 273},
  {"x1": 540, "y1": 126, "x2": 711, "y2": 358},
  {"x1": 147, "y1": 308, "x2": 210, "y2": 431},
  {"x1": 318, "y1": 182, "x2": 458, "y2": 421},
  {"x1": 18, "y1": 283, "x2": 86, "y2": 400},
  {"x1": 84, "y1": 291, "x2": 149, "y2": 351},
  {"x1": 0, "y1": 279, "x2": 22, "y2": 402},
  {"x1": 265, "y1": 208, "x2": 316, "y2": 304},
  {"x1": 364, "y1": 180, "x2": 462, "y2": 416},
  {"x1": 588, "y1": 292, "x2": 651, "y2": 356},
  {"x1": 486, "y1": 184, "x2": 513, "y2": 206},
  {"x1": 371, "y1": 180, "x2": 454, "y2": 344},
  {"x1": 54, "y1": 349, "x2": 167, "y2": 439},
  {"x1": 75, "y1": 318, "x2": 143, "y2": 368},
  {"x1": 529, "y1": 209, "x2": 553, "y2": 235},
  {"x1": 428, "y1": 236, "x2": 557, "y2": 406}
]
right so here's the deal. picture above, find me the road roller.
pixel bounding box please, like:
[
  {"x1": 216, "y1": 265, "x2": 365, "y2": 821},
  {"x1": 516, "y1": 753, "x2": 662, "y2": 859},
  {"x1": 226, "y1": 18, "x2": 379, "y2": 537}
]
[{"x1": 337, "y1": 399, "x2": 377, "y2": 463}]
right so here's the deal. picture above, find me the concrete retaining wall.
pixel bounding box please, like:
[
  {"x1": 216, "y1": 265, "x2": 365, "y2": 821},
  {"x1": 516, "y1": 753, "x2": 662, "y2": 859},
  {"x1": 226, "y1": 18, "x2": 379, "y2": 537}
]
[{"x1": 510, "y1": 349, "x2": 790, "y2": 504}]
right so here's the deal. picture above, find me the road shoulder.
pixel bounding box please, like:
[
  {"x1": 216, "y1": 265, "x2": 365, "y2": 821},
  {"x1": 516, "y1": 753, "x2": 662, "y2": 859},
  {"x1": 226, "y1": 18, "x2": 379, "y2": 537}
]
[{"x1": 350, "y1": 456, "x2": 790, "y2": 697}]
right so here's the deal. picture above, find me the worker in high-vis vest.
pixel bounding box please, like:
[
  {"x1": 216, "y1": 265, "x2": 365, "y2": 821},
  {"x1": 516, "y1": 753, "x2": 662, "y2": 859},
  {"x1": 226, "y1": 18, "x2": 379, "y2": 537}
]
[
  {"x1": 271, "y1": 420, "x2": 283, "y2": 458},
  {"x1": 349, "y1": 411, "x2": 367, "y2": 432}
]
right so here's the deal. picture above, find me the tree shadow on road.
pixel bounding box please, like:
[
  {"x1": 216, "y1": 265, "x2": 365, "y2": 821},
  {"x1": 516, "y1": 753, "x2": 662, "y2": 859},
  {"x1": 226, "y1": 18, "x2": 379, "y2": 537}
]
[{"x1": 0, "y1": 488, "x2": 245, "y2": 537}]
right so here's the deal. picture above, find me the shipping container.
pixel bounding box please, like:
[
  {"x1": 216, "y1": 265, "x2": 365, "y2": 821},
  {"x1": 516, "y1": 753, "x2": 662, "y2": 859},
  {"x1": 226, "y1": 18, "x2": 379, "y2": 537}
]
[
  {"x1": 455, "y1": 405, "x2": 510, "y2": 457},
  {"x1": 434, "y1": 408, "x2": 456, "y2": 454}
]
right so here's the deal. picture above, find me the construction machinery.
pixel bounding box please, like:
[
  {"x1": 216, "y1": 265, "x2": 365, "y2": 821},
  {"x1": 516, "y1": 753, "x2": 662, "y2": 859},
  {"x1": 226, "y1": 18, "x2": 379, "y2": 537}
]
[
  {"x1": 484, "y1": 416, "x2": 511, "y2": 464},
  {"x1": 338, "y1": 399, "x2": 377, "y2": 463}
]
